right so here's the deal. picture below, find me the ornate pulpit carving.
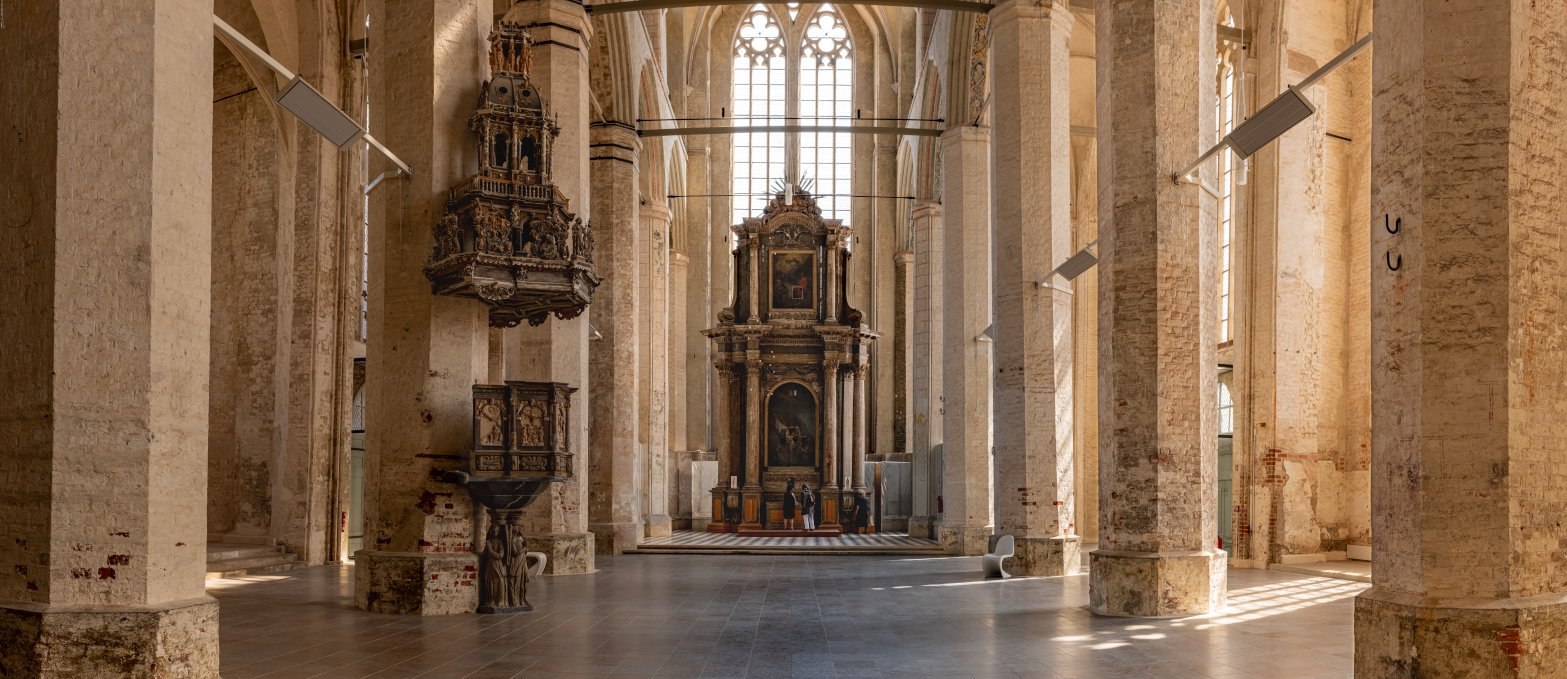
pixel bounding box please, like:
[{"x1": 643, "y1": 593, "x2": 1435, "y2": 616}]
[
  {"x1": 425, "y1": 20, "x2": 599, "y2": 327},
  {"x1": 705, "y1": 188, "x2": 877, "y2": 533},
  {"x1": 468, "y1": 382, "x2": 575, "y2": 613}
]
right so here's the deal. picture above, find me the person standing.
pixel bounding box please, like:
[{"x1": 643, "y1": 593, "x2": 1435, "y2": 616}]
[
  {"x1": 783, "y1": 478, "x2": 798, "y2": 530},
  {"x1": 801, "y1": 485, "x2": 816, "y2": 531},
  {"x1": 854, "y1": 490, "x2": 873, "y2": 534}
]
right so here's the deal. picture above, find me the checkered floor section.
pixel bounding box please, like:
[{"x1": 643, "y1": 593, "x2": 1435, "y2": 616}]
[{"x1": 636, "y1": 530, "x2": 941, "y2": 551}]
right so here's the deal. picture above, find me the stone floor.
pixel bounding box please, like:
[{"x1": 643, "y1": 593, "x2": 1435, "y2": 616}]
[{"x1": 212, "y1": 555, "x2": 1364, "y2": 679}]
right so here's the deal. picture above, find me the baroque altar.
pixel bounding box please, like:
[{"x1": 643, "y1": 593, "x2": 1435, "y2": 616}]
[{"x1": 706, "y1": 188, "x2": 878, "y2": 531}]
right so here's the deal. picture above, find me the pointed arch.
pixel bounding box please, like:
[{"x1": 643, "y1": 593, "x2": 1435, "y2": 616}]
[
  {"x1": 798, "y1": 3, "x2": 853, "y2": 220},
  {"x1": 730, "y1": 4, "x2": 788, "y2": 225}
]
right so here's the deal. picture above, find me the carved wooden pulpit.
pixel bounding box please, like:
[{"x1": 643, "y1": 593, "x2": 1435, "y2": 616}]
[{"x1": 706, "y1": 188, "x2": 877, "y2": 532}]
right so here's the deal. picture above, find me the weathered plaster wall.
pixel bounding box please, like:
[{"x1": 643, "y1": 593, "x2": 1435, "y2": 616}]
[{"x1": 209, "y1": 45, "x2": 292, "y2": 544}]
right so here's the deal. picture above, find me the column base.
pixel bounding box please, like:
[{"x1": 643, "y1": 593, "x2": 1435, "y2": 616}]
[
  {"x1": 0, "y1": 596, "x2": 219, "y2": 678},
  {"x1": 353, "y1": 550, "x2": 478, "y2": 616},
  {"x1": 589, "y1": 522, "x2": 643, "y2": 555},
  {"x1": 1088, "y1": 549, "x2": 1226, "y2": 617},
  {"x1": 1012, "y1": 535, "x2": 1082, "y2": 576},
  {"x1": 645, "y1": 514, "x2": 673, "y2": 538},
  {"x1": 1355, "y1": 588, "x2": 1567, "y2": 679},
  {"x1": 908, "y1": 515, "x2": 935, "y2": 539},
  {"x1": 938, "y1": 523, "x2": 992, "y2": 556},
  {"x1": 524, "y1": 532, "x2": 595, "y2": 574}
]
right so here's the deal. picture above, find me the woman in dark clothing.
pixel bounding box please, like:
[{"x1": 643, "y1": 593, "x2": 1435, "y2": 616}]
[
  {"x1": 783, "y1": 478, "x2": 798, "y2": 530},
  {"x1": 854, "y1": 491, "x2": 873, "y2": 534},
  {"x1": 801, "y1": 485, "x2": 817, "y2": 531}
]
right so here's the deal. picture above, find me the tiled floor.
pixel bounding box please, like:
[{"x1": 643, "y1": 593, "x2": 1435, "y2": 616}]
[
  {"x1": 632, "y1": 531, "x2": 942, "y2": 554},
  {"x1": 212, "y1": 555, "x2": 1363, "y2": 679}
]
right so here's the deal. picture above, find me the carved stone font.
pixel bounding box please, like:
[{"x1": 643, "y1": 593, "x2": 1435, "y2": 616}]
[{"x1": 425, "y1": 21, "x2": 599, "y2": 327}]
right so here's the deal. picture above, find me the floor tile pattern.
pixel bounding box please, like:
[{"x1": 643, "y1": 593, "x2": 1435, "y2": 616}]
[
  {"x1": 213, "y1": 555, "x2": 1362, "y2": 679},
  {"x1": 635, "y1": 531, "x2": 940, "y2": 551}
]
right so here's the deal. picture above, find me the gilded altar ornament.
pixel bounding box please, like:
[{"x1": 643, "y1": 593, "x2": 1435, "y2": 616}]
[{"x1": 425, "y1": 21, "x2": 599, "y2": 328}]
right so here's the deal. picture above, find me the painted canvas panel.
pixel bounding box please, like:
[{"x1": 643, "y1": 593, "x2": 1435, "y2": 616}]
[
  {"x1": 770, "y1": 251, "x2": 816, "y2": 310},
  {"x1": 767, "y1": 382, "x2": 817, "y2": 467}
]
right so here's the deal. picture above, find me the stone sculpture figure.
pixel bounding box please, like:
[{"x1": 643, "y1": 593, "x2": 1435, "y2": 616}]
[
  {"x1": 478, "y1": 399, "x2": 504, "y2": 446},
  {"x1": 506, "y1": 521, "x2": 531, "y2": 609},
  {"x1": 475, "y1": 205, "x2": 511, "y2": 254},
  {"x1": 481, "y1": 523, "x2": 510, "y2": 609},
  {"x1": 572, "y1": 217, "x2": 594, "y2": 264},
  {"x1": 434, "y1": 213, "x2": 461, "y2": 260}
]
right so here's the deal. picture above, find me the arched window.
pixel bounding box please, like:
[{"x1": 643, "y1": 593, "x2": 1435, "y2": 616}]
[
  {"x1": 732, "y1": 5, "x2": 786, "y2": 227},
  {"x1": 1216, "y1": 5, "x2": 1240, "y2": 344},
  {"x1": 730, "y1": 3, "x2": 855, "y2": 226},
  {"x1": 799, "y1": 5, "x2": 852, "y2": 221}
]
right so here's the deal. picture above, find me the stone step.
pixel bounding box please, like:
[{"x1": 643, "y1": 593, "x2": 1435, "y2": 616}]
[
  {"x1": 206, "y1": 543, "x2": 286, "y2": 562},
  {"x1": 205, "y1": 559, "x2": 306, "y2": 581},
  {"x1": 205, "y1": 542, "x2": 302, "y2": 580}
]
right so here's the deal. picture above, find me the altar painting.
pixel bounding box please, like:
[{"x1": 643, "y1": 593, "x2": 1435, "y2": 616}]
[
  {"x1": 770, "y1": 252, "x2": 816, "y2": 310},
  {"x1": 766, "y1": 382, "x2": 817, "y2": 467}
]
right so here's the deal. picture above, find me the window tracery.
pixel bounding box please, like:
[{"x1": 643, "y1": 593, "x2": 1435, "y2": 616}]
[
  {"x1": 730, "y1": 3, "x2": 855, "y2": 226},
  {"x1": 735, "y1": 6, "x2": 785, "y2": 66}
]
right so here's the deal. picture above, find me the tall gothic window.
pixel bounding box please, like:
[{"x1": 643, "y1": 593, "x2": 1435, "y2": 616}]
[
  {"x1": 1216, "y1": 7, "x2": 1240, "y2": 344},
  {"x1": 731, "y1": 3, "x2": 855, "y2": 226}
]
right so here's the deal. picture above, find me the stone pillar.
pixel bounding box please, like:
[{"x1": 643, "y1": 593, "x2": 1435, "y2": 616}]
[
  {"x1": 1356, "y1": 1, "x2": 1567, "y2": 675},
  {"x1": 283, "y1": 15, "x2": 363, "y2": 566},
  {"x1": 1090, "y1": 0, "x2": 1224, "y2": 617},
  {"x1": 908, "y1": 203, "x2": 944, "y2": 539},
  {"x1": 684, "y1": 147, "x2": 713, "y2": 452},
  {"x1": 587, "y1": 122, "x2": 643, "y2": 554},
  {"x1": 841, "y1": 357, "x2": 857, "y2": 491},
  {"x1": 669, "y1": 251, "x2": 689, "y2": 452},
  {"x1": 709, "y1": 355, "x2": 736, "y2": 526},
  {"x1": 501, "y1": 0, "x2": 596, "y2": 575},
  {"x1": 872, "y1": 144, "x2": 899, "y2": 454},
  {"x1": 1068, "y1": 125, "x2": 1100, "y2": 547},
  {"x1": 938, "y1": 127, "x2": 994, "y2": 556},
  {"x1": 820, "y1": 355, "x2": 843, "y2": 529},
  {"x1": 988, "y1": 0, "x2": 1078, "y2": 576},
  {"x1": 740, "y1": 347, "x2": 764, "y2": 527},
  {"x1": 895, "y1": 249, "x2": 914, "y2": 456},
  {"x1": 853, "y1": 362, "x2": 870, "y2": 493},
  {"x1": 0, "y1": 1, "x2": 219, "y2": 672},
  {"x1": 640, "y1": 203, "x2": 673, "y2": 538},
  {"x1": 357, "y1": 0, "x2": 493, "y2": 616}
]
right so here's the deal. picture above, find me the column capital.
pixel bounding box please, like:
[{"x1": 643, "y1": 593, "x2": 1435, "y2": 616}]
[
  {"x1": 639, "y1": 202, "x2": 673, "y2": 224},
  {"x1": 987, "y1": 0, "x2": 1075, "y2": 30},
  {"x1": 911, "y1": 201, "x2": 944, "y2": 220},
  {"x1": 940, "y1": 125, "x2": 990, "y2": 147},
  {"x1": 589, "y1": 121, "x2": 641, "y2": 161},
  {"x1": 503, "y1": 0, "x2": 593, "y2": 51}
]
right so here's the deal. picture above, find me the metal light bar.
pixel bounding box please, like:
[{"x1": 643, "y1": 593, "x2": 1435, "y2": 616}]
[
  {"x1": 1227, "y1": 85, "x2": 1314, "y2": 158},
  {"x1": 640, "y1": 124, "x2": 941, "y2": 138},
  {"x1": 589, "y1": 0, "x2": 992, "y2": 14},
  {"x1": 276, "y1": 76, "x2": 364, "y2": 148},
  {"x1": 1176, "y1": 32, "x2": 1372, "y2": 184},
  {"x1": 1055, "y1": 244, "x2": 1099, "y2": 281},
  {"x1": 213, "y1": 14, "x2": 412, "y2": 177}
]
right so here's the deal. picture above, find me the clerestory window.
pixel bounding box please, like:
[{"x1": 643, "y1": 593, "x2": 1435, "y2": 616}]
[{"x1": 731, "y1": 3, "x2": 854, "y2": 227}]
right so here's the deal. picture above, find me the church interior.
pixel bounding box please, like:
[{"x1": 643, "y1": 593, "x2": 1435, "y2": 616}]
[{"x1": 3, "y1": 0, "x2": 1565, "y2": 677}]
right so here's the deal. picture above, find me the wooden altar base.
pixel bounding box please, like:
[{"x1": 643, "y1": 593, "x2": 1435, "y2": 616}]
[{"x1": 736, "y1": 528, "x2": 843, "y2": 538}]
